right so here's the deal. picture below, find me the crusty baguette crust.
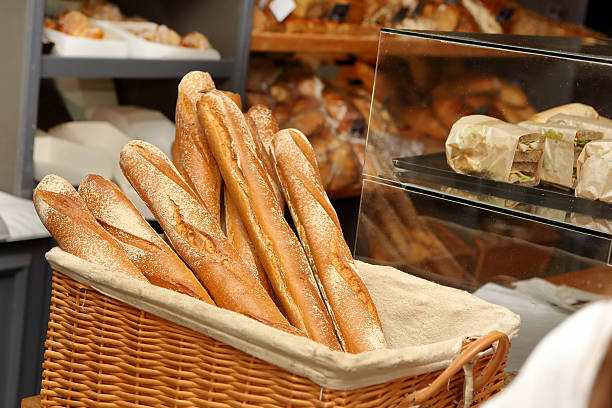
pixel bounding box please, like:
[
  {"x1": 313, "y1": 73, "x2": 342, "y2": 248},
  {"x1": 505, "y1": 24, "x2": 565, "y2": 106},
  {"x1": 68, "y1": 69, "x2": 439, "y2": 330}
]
[
  {"x1": 224, "y1": 189, "x2": 275, "y2": 301},
  {"x1": 79, "y1": 174, "x2": 214, "y2": 303},
  {"x1": 246, "y1": 105, "x2": 279, "y2": 153},
  {"x1": 272, "y1": 129, "x2": 386, "y2": 353},
  {"x1": 33, "y1": 174, "x2": 147, "y2": 282},
  {"x1": 171, "y1": 139, "x2": 181, "y2": 173},
  {"x1": 244, "y1": 110, "x2": 285, "y2": 209},
  {"x1": 198, "y1": 91, "x2": 341, "y2": 350},
  {"x1": 174, "y1": 71, "x2": 221, "y2": 220},
  {"x1": 119, "y1": 140, "x2": 290, "y2": 327},
  {"x1": 221, "y1": 91, "x2": 242, "y2": 110}
]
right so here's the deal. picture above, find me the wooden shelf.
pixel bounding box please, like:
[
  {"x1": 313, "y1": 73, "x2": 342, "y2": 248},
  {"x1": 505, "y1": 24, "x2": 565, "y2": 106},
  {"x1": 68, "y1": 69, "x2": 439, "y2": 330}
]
[
  {"x1": 251, "y1": 32, "x2": 380, "y2": 54},
  {"x1": 251, "y1": 32, "x2": 523, "y2": 57},
  {"x1": 21, "y1": 396, "x2": 40, "y2": 408}
]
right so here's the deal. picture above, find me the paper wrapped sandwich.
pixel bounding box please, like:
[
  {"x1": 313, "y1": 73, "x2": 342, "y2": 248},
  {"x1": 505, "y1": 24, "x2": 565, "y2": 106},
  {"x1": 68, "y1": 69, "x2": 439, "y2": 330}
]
[
  {"x1": 518, "y1": 121, "x2": 576, "y2": 188},
  {"x1": 575, "y1": 140, "x2": 612, "y2": 203},
  {"x1": 548, "y1": 113, "x2": 612, "y2": 140},
  {"x1": 446, "y1": 115, "x2": 545, "y2": 186}
]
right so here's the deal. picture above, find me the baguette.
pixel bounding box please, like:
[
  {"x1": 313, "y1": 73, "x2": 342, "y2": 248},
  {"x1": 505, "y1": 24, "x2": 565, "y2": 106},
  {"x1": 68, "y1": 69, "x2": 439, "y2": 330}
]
[
  {"x1": 198, "y1": 90, "x2": 341, "y2": 350},
  {"x1": 244, "y1": 105, "x2": 284, "y2": 208},
  {"x1": 79, "y1": 174, "x2": 214, "y2": 303},
  {"x1": 245, "y1": 105, "x2": 279, "y2": 152},
  {"x1": 171, "y1": 140, "x2": 181, "y2": 173},
  {"x1": 174, "y1": 71, "x2": 221, "y2": 221},
  {"x1": 272, "y1": 129, "x2": 386, "y2": 353},
  {"x1": 33, "y1": 174, "x2": 147, "y2": 282},
  {"x1": 119, "y1": 140, "x2": 290, "y2": 328},
  {"x1": 221, "y1": 91, "x2": 242, "y2": 110},
  {"x1": 224, "y1": 189, "x2": 275, "y2": 300}
]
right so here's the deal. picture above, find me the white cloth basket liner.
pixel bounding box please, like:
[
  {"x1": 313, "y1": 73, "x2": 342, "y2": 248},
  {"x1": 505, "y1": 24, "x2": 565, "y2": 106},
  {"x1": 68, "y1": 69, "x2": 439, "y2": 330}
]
[{"x1": 46, "y1": 247, "x2": 519, "y2": 391}]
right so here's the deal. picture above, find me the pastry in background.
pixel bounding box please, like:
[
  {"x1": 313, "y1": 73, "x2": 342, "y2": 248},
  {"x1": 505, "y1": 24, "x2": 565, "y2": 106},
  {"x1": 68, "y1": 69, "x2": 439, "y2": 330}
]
[
  {"x1": 55, "y1": 10, "x2": 104, "y2": 39},
  {"x1": 89, "y1": 2, "x2": 123, "y2": 21},
  {"x1": 252, "y1": 7, "x2": 284, "y2": 32},
  {"x1": 43, "y1": 17, "x2": 57, "y2": 30},
  {"x1": 252, "y1": 0, "x2": 605, "y2": 37},
  {"x1": 180, "y1": 31, "x2": 212, "y2": 50},
  {"x1": 293, "y1": 0, "x2": 331, "y2": 19},
  {"x1": 432, "y1": 96, "x2": 475, "y2": 129},
  {"x1": 139, "y1": 24, "x2": 181, "y2": 46}
]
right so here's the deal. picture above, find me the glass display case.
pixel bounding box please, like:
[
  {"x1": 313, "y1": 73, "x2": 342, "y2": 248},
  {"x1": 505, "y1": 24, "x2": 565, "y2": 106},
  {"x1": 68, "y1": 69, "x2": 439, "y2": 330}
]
[{"x1": 355, "y1": 29, "x2": 612, "y2": 370}]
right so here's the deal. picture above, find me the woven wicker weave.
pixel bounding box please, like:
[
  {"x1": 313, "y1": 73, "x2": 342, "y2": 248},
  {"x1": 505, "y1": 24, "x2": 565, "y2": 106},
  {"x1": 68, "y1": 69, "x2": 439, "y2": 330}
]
[{"x1": 41, "y1": 272, "x2": 509, "y2": 407}]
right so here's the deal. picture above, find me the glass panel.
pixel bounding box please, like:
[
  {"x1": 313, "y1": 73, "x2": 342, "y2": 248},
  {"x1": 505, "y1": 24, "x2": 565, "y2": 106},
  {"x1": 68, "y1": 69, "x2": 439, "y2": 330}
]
[
  {"x1": 363, "y1": 30, "x2": 612, "y2": 235},
  {"x1": 357, "y1": 30, "x2": 612, "y2": 370}
]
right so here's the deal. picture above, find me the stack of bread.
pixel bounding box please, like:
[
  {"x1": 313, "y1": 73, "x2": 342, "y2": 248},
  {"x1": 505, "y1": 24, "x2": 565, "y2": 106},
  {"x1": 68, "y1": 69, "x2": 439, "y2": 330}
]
[
  {"x1": 253, "y1": 0, "x2": 603, "y2": 38},
  {"x1": 33, "y1": 71, "x2": 387, "y2": 354}
]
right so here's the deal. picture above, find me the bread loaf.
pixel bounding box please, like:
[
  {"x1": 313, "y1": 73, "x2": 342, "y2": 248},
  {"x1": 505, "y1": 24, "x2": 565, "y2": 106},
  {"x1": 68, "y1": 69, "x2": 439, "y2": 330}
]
[
  {"x1": 174, "y1": 71, "x2": 221, "y2": 221},
  {"x1": 33, "y1": 174, "x2": 147, "y2": 282},
  {"x1": 244, "y1": 106, "x2": 285, "y2": 208},
  {"x1": 119, "y1": 140, "x2": 291, "y2": 328},
  {"x1": 79, "y1": 174, "x2": 214, "y2": 303},
  {"x1": 198, "y1": 90, "x2": 341, "y2": 350},
  {"x1": 221, "y1": 91, "x2": 242, "y2": 110},
  {"x1": 246, "y1": 105, "x2": 279, "y2": 151},
  {"x1": 272, "y1": 129, "x2": 387, "y2": 353},
  {"x1": 224, "y1": 189, "x2": 275, "y2": 300}
]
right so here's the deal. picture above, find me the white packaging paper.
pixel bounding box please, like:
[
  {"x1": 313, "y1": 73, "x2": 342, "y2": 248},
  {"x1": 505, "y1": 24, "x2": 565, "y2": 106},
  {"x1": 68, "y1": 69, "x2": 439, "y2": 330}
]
[
  {"x1": 518, "y1": 121, "x2": 575, "y2": 188},
  {"x1": 575, "y1": 140, "x2": 612, "y2": 203},
  {"x1": 446, "y1": 115, "x2": 523, "y2": 182},
  {"x1": 548, "y1": 114, "x2": 612, "y2": 139}
]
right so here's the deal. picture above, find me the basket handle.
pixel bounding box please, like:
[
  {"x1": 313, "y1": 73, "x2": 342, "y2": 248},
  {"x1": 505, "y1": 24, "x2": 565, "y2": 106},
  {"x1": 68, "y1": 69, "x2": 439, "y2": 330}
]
[{"x1": 398, "y1": 331, "x2": 510, "y2": 407}]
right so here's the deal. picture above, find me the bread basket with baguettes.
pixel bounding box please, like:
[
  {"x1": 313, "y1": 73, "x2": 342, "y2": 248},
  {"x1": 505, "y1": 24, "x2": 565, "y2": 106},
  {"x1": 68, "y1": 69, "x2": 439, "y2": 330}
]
[
  {"x1": 37, "y1": 71, "x2": 517, "y2": 407},
  {"x1": 41, "y1": 248, "x2": 517, "y2": 408}
]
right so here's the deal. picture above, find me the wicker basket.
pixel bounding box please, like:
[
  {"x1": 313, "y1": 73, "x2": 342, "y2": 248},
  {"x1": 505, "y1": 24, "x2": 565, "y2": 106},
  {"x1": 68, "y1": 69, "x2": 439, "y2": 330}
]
[{"x1": 41, "y1": 271, "x2": 509, "y2": 407}]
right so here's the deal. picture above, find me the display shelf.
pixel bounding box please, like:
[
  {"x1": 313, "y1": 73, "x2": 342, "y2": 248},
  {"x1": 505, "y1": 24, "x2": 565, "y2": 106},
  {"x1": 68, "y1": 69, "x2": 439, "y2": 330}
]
[
  {"x1": 251, "y1": 32, "x2": 379, "y2": 54},
  {"x1": 251, "y1": 31, "x2": 516, "y2": 56},
  {"x1": 41, "y1": 55, "x2": 235, "y2": 79},
  {"x1": 393, "y1": 153, "x2": 612, "y2": 229}
]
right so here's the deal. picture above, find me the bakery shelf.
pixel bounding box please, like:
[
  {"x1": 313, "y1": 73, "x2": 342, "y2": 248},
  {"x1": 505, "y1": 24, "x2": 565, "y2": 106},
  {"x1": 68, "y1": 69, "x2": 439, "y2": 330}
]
[
  {"x1": 40, "y1": 55, "x2": 235, "y2": 79},
  {"x1": 251, "y1": 32, "x2": 380, "y2": 54},
  {"x1": 250, "y1": 31, "x2": 517, "y2": 56}
]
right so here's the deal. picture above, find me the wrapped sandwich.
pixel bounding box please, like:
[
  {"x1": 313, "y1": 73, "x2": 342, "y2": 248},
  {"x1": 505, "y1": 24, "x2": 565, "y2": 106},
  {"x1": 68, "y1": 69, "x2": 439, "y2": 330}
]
[
  {"x1": 548, "y1": 114, "x2": 612, "y2": 140},
  {"x1": 548, "y1": 114, "x2": 611, "y2": 182},
  {"x1": 446, "y1": 115, "x2": 545, "y2": 186},
  {"x1": 575, "y1": 140, "x2": 612, "y2": 203},
  {"x1": 518, "y1": 121, "x2": 576, "y2": 188}
]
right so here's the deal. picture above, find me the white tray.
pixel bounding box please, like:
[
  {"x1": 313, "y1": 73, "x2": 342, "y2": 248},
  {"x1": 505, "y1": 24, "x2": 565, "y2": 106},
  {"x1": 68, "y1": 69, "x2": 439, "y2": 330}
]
[
  {"x1": 43, "y1": 25, "x2": 128, "y2": 58},
  {"x1": 34, "y1": 134, "x2": 114, "y2": 185},
  {"x1": 94, "y1": 20, "x2": 221, "y2": 60}
]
